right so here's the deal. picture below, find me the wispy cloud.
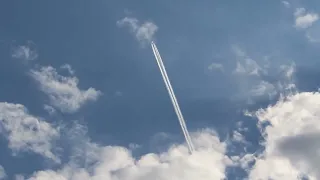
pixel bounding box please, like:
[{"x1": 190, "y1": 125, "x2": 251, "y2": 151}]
[
  {"x1": 11, "y1": 41, "x2": 38, "y2": 62},
  {"x1": 30, "y1": 66, "x2": 101, "y2": 113},
  {"x1": 208, "y1": 63, "x2": 224, "y2": 72},
  {"x1": 230, "y1": 46, "x2": 296, "y2": 101},
  {"x1": 250, "y1": 81, "x2": 277, "y2": 97},
  {"x1": 282, "y1": 1, "x2": 290, "y2": 8},
  {"x1": 234, "y1": 59, "x2": 262, "y2": 76},
  {"x1": 0, "y1": 102, "x2": 60, "y2": 162},
  {"x1": 43, "y1": 104, "x2": 56, "y2": 115},
  {"x1": 232, "y1": 46, "x2": 263, "y2": 76},
  {"x1": 0, "y1": 165, "x2": 5, "y2": 180},
  {"x1": 294, "y1": 8, "x2": 319, "y2": 29},
  {"x1": 232, "y1": 131, "x2": 246, "y2": 143},
  {"x1": 117, "y1": 17, "x2": 158, "y2": 45},
  {"x1": 60, "y1": 64, "x2": 75, "y2": 75}
]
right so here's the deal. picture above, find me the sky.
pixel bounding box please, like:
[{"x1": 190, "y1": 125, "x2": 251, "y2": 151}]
[{"x1": 1, "y1": 0, "x2": 320, "y2": 179}]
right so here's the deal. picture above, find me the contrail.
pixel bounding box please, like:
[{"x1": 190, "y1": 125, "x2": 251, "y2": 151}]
[
  {"x1": 151, "y1": 41, "x2": 195, "y2": 153},
  {"x1": 151, "y1": 43, "x2": 194, "y2": 151}
]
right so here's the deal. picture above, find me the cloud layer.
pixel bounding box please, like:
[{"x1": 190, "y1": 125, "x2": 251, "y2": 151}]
[
  {"x1": 23, "y1": 129, "x2": 232, "y2": 180},
  {"x1": 5, "y1": 90, "x2": 320, "y2": 179}
]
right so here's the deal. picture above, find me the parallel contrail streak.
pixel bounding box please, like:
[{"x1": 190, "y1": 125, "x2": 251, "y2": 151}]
[
  {"x1": 152, "y1": 44, "x2": 194, "y2": 153},
  {"x1": 151, "y1": 42, "x2": 194, "y2": 153},
  {"x1": 152, "y1": 44, "x2": 194, "y2": 151}
]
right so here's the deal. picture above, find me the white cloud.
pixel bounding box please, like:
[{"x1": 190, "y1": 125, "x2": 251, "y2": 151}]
[
  {"x1": 305, "y1": 20, "x2": 320, "y2": 43},
  {"x1": 60, "y1": 64, "x2": 75, "y2": 75},
  {"x1": 280, "y1": 63, "x2": 295, "y2": 79},
  {"x1": 232, "y1": 46, "x2": 263, "y2": 76},
  {"x1": 30, "y1": 66, "x2": 101, "y2": 113},
  {"x1": 234, "y1": 61, "x2": 247, "y2": 74},
  {"x1": 250, "y1": 81, "x2": 277, "y2": 98},
  {"x1": 232, "y1": 131, "x2": 246, "y2": 143},
  {"x1": 231, "y1": 46, "x2": 296, "y2": 100},
  {"x1": 0, "y1": 165, "x2": 6, "y2": 180},
  {"x1": 117, "y1": 17, "x2": 158, "y2": 44},
  {"x1": 43, "y1": 104, "x2": 56, "y2": 115},
  {"x1": 0, "y1": 102, "x2": 60, "y2": 162},
  {"x1": 294, "y1": 8, "x2": 306, "y2": 17},
  {"x1": 282, "y1": 1, "x2": 290, "y2": 8},
  {"x1": 231, "y1": 153, "x2": 256, "y2": 172},
  {"x1": 11, "y1": 41, "x2": 38, "y2": 61},
  {"x1": 294, "y1": 8, "x2": 319, "y2": 29},
  {"x1": 232, "y1": 45, "x2": 246, "y2": 58},
  {"x1": 15, "y1": 175, "x2": 25, "y2": 180},
  {"x1": 25, "y1": 129, "x2": 232, "y2": 180},
  {"x1": 248, "y1": 92, "x2": 320, "y2": 179},
  {"x1": 208, "y1": 63, "x2": 224, "y2": 72}
]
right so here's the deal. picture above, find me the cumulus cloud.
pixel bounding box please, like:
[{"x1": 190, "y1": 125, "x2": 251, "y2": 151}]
[
  {"x1": 24, "y1": 129, "x2": 232, "y2": 180},
  {"x1": 11, "y1": 41, "x2": 38, "y2": 61},
  {"x1": 117, "y1": 17, "x2": 158, "y2": 44},
  {"x1": 294, "y1": 8, "x2": 319, "y2": 29},
  {"x1": 247, "y1": 92, "x2": 320, "y2": 179},
  {"x1": 30, "y1": 66, "x2": 101, "y2": 113},
  {"x1": 0, "y1": 102, "x2": 60, "y2": 162}
]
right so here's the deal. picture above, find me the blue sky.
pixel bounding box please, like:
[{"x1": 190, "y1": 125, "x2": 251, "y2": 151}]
[{"x1": 1, "y1": 0, "x2": 320, "y2": 179}]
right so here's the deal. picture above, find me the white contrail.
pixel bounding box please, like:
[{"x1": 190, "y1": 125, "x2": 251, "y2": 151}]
[
  {"x1": 151, "y1": 41, "x2": 195, "y2": 153},
  {"x1": 151, "y1": 43, "x2": 194, "y2": 153},
  {"x1": 151, "y1": 43, "x2": 194, "y2": 150}
]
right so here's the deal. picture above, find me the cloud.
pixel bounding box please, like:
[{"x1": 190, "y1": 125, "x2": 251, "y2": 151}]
[
  {"x1": 305, "y1": 19, "x2": 320, "y2": 43},
  {"x1": 0, "y1": 102, "x2": 60, "y2": 162},
  {"x1": 11, "y1": 41, "x2": 38, "y2": 61},
  {"x1": 247, "y1": 92, "x2": 320, "y2": 179},
  {"x1": 43, "y1": 104, "x2": 56, "y2": 115},
  {"x1": 0, "y1": 165, "x2": 5, "y2": 180},
  {"x1": 231, "y1": 46, "x2": 277, "y2": 100},
  {"x1": 231, "y1": 46, "x2": 297, "y2": 101},
  {"x1": 294, "y1": 8, "x2": 319, "y2": 29},
  {"x1": 60, "y1": 64, "x2": 75, "y2": 75},
  {"x1": 30, "y1": 66, "x2": 101, "y2": 113},
  {"x1": 250, "y1": 81, "x2": 277, "y2": 97},
  {"x1": 232, "y1": 46, "x2": 263, "y2": 76},
  {"x1": 232, "y1": 131, "x2": 246, "y2": 143},
  {"x1": 15, "y1": 175, "x2": 25, "y2": 180},
  {"x1": 208, "y1": 63, "x2": 224, "y2": 72},
  {"x1": 117, "y1": 17, "x2": 158, "y2": 45},
  {"x1": 282, "y1": 1, "x2": 290, "y2": 8},
  {"x1": 280, "y1": 63, "x2": 295, "y2": 79},
  {"x1": 24, "y1": 129, "x2": 232, "y2": 180},
  {"x1": 234, "y1": 59, "x2": 262, "y2": 76}
]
